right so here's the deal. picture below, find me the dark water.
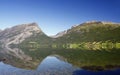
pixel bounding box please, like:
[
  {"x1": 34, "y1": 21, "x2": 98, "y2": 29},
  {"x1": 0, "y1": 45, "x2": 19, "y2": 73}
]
[
  {"x1": 0, "y1": 56, "x2": 120, "y2": 75},
  {"x1": 0, "y1": 48, "x2": 120, "y2": 75}
]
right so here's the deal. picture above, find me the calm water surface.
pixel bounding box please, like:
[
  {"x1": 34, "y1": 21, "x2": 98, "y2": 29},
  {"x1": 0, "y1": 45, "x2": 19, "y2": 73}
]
[
  {"x1": 0, "y1": 56, "x2": 120, "y2": 75},
  {"x1": 0, "y1": 48, "x2": 120, "y2": 75}
]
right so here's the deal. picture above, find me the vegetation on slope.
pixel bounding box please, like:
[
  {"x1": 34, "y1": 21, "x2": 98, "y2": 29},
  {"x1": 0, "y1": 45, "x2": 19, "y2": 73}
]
[
  {"x1": 18, "y1": 21, "x2": 120, "y2": 50},
  {"x1": 57, "y1": 22, "x2": 120, "y2": 43}
]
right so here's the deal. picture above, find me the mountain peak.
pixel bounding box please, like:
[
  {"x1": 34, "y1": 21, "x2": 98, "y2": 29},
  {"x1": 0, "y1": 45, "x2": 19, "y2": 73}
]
[
  {"x1": 101, "y1": 21, "x2": 120, "y2": 24},
  {"x1": 0, "y1": 22, "x2": 43, "y2": 48},
  {"x1": 84, "y1": 21, "x2": 119, "y2": 25},
  {"x1": 85, "y1": 20, "x2": 102, "y2": 23},
  {"x1": 24, "y1": 22, "x2": 39, "y2": 26},
  {"x1": 0, "y1": 22, "x2": 45, "y2": 59},
  {"x1": 8, "y1": 22, "x2": 42, "y2": 33},
  {"x1": 13, "y1": 22, "x2": 40, "y2": 29}
]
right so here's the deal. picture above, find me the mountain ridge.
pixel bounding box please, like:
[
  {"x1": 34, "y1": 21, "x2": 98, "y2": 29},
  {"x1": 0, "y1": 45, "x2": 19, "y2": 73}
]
[
  {"x1": 56, "y1": 21, "x2": 120, "y2": 43},
  {"x1": 0, "y1": 22, "x2": 44, "y2": 60},
  {"x1": 53, "y1": 21, "x2": 120, "y2": 38},
  {"x1": 0, "y1": 21, "x2": 120, "y2": 59},
  {"x1": 0, "y1": 21, "x2": 120, "y2": 70}
]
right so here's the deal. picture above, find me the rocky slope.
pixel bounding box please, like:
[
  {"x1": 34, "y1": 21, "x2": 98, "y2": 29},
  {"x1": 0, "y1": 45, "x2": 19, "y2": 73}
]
[
  {"x1": 0, "y1": 23, "x2": 44, "y2": 60},
  {"x1": 51, "y1": 30, "x2": 67, "y2": 38},
  {"x1": 0, "y1": 22, "x2": 42, "y2": 45}
]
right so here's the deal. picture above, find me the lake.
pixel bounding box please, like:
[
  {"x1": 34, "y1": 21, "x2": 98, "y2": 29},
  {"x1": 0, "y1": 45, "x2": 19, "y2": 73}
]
[{"x1": 0, "y1": 48, "x2": 120, "y2": 75}]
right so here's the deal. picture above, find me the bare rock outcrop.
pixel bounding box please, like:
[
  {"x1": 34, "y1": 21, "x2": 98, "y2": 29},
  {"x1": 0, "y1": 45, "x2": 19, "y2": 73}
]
[{"x1": 0, "y1": 22, "x2": 43, "y2": 60}]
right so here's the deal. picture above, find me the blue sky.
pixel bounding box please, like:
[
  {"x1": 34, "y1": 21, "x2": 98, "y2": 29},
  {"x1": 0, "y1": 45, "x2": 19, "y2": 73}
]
[{"x1": 0, "y1": 0, "x2": 120, "y2": 35}]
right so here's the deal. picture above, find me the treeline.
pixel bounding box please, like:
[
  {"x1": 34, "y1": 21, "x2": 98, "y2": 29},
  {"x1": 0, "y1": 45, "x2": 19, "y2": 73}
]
[
  {"x1": 52, "y1": 41, "x2": 120, "y2": 50},
  {"x1": 20, "y1": 41, "x2": 120, "y2": 50}
]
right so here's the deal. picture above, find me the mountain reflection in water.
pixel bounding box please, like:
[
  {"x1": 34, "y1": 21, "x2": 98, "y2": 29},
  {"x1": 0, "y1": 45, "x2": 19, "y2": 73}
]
[
  {"x1": 0, "y1": 55, "x2": 120, "y2": 75},
  {"x1": 0, "y1": 55, "x2": 77, "y2": 75},
  {"x1": 37, "y1": 55, "x2": 76, "y2": 75}
]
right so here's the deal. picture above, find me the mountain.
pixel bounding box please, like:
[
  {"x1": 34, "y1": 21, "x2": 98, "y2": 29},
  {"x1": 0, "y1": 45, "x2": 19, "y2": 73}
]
[
  {"x1": 0, "y1": 21, "x2": 120, "y2": 50},
  {"x1": 0, "y1": 21, "x2": 120, "y2": 69},
  {"x1": 0, "y1": 23, "x2": 50, "y2": 60},
  {"x1": 17, "y1": 21, "x2": 120, "y2": 50},
  {"x1": 0, "y1": 22, "x2": 44, "y2": 49},
  {"x1": 55, "y1": 21, "x2": 120, "y2": 43},
  {"x1": 0, "y1": 21, "x2": 120, "y2": 54},
  {"x1": 0, "y1": 22, "x2": 53, "y2": 68}
]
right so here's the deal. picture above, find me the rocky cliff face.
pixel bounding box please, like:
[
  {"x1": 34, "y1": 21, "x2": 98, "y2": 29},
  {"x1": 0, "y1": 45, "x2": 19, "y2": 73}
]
[
  {"x1": 0, "y1": 22, "x2": 42, "y2": 46},
  {"x1": 0, "y1": 23, "x2": 43, "y2": 60}
]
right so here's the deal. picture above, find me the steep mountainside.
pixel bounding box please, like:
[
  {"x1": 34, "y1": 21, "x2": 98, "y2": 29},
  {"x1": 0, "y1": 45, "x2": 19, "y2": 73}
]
[
  {"x1": 0, "y1": 23, "x2": 42, "y2": 45},
  {"x1": 56, "y1": 21, "x2": 120, "y2": 43},
  {"x1": 0, "y1": 23, "x2": 49, "y2": 60}
]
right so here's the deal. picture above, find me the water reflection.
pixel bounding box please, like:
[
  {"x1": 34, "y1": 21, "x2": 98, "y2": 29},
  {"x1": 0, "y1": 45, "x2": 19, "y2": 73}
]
[
  {"x1": 0, "y1": 62, "x2": 35, "y2": 75},
  {"x1": 0, "y1": 55, "x2": 77, "y2": 75},
  {"x1": 73, "y1": 69, "x2": 120, "y2": 75},
  {"x1": 37, "y1": 55, "x2": 76, "y2": 75},
  {"x1": 0, "y1": 47, "x2": 120, "y2": 75},
  {"x1": 0, "y1": 54, "x2": 120, "y2": 75}
]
